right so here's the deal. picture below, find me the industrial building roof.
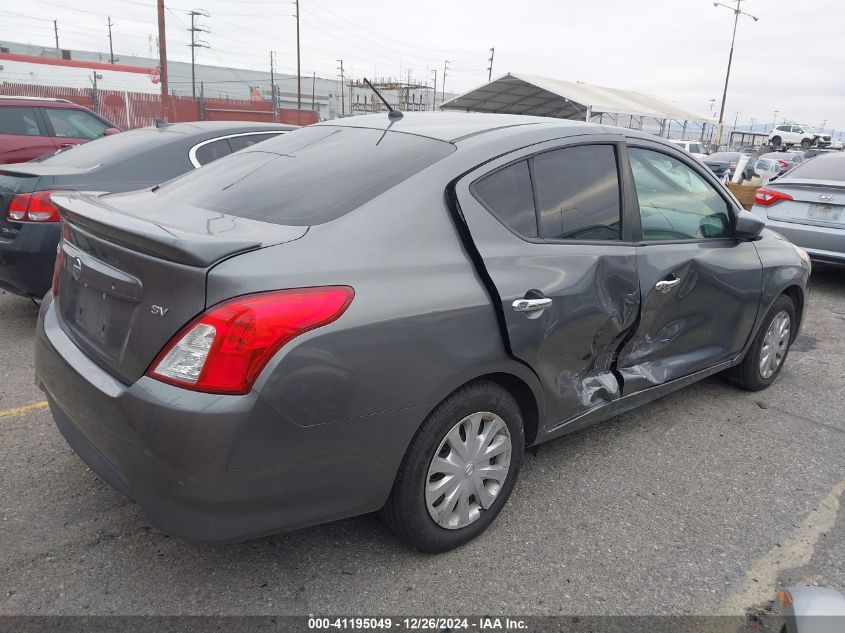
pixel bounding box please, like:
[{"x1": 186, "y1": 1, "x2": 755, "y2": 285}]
[{"x1": 441, "y1": 72, "x2": 707, "y2": 122}]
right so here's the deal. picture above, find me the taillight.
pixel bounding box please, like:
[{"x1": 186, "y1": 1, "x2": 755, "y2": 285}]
[
  {"x1": 51, "y1": 244, "x2": 65, "y2": 296},
  {"x1": 6, "y1": 191, "x2": 66, "y2": 222},
  {"x1": 777, "y1": 160, "x2": 789, "y2": 168},
  {"x1": 147, "y1": 286, "x2": 355, "y2": 395},
  {"x1": 754, "y1": 188, "x2": 794, "y2": 207}
]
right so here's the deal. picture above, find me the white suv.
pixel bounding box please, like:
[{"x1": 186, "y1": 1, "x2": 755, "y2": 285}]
[
  {"x1": 670, "y1": 139, "x2": 709, "y2": 160},
  {"x1": 769, "y1": 124, "x2": 832, "y2": 149}
]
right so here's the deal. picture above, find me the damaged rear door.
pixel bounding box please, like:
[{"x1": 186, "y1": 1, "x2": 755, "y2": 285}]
[
  {"x1": 616, "y1": 142, "x2": 762, "y2": 393},
  {"x1": 453, "y1": 135, "x2": 640, "y2": 427}
]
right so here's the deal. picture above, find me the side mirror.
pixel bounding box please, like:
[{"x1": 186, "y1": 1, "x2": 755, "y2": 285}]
[
  {"x1": 734, "y1": 210, "x2": 765, "y2": 240},
  {"x1": 103, "y1": 127, "x2": 121, "y2": 136}
]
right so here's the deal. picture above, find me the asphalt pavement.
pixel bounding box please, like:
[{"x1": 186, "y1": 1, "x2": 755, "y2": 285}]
[{"x1": 1, "y1": 270, "x2": 843, "y2": 617}]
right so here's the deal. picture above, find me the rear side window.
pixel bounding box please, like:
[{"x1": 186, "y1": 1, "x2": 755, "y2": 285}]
[
  {"x1": 0, "y1": 107, "x2": 41, "y2": 136},
  {"x1": 533, "y1": 145, "x2": 621, "y2": 241},
  {"x1": 781, "y1": 155, "x2": 845, "y2": 182},
  {"x1": 227, "y1": 132, "x2": 284, "y2": 152},
  {"x1": 43, "y1": 108, "x2": 109, "y2": 139},
  {"x1": 471, "y1": 160, "x2": 538, "y2": 238},
  {"x1": 158, "y1": 126, "x2": 455, "y2": 226},
  {"x1": 193, "y1": 138, "x2": 232, "y2": 166}
]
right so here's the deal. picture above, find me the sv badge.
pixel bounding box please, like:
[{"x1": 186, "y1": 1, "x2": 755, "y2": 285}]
[{"x1": 150, "y1": 305, "x2": 170, "y2": 318}]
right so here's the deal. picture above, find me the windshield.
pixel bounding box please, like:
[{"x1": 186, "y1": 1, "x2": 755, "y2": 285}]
[{"x1": 157, "y1": 125, "x2": 455, "y2": 226}]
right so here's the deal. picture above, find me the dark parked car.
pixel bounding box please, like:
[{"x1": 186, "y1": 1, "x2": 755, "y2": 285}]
[
  {"x1": 0, "y1": 120, "x2": 294, "y2": 298},
  {"x1": 704, "y1": 151, "x2": 759, "y2": 180},
  {"x1": 758, "y1": 151, "x2": 804, "y2": 176},
  {"x1": 0, "y1": 96, "x2": 120, "y2": 164},
  {"x1": 35, "y1": 113, "x2": 810, "y2": 552}
]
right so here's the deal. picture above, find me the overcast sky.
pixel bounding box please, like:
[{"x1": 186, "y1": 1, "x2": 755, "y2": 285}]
[{"x1": 3, "y1": 0, "x2": 844, "y2": 133}]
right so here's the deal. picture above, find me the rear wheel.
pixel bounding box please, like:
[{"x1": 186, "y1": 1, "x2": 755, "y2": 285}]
[
  {"x1": 380, "y1": 381, "x2": 524, "y2": 552},
  {"x1": 726, "y1": 295, "x2": 795, "y2": 391},
  {"x1": 771, "y1": 135, "x2": 782, "y2": 147}
]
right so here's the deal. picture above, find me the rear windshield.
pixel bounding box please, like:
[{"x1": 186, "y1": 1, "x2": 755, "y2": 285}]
[
  {"x1": 707, "y1": 152, "x2": 740, "y2": 161},
  {"x1": 781, "y1": 155, "x2": 845, "y2": 182},
  {"x1": 155, "y1": 126, "x2": 455, "y2": 226},
  {"x1": 37, "y1": 128, "x2": 180, "y2": 168}
]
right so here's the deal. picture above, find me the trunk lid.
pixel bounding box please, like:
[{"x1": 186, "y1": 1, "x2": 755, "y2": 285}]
[
  {"x1": 52, "y1": 190, "x2": 308, "y2": 384},
  {"x1": 765, "y1": 180, "x2": 845, "y2": 228}
]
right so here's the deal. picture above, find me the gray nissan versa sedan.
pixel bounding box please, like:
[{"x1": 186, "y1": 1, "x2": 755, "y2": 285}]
[{"x1": 35, "y1": 112, "x2": 810, "y2": 552}]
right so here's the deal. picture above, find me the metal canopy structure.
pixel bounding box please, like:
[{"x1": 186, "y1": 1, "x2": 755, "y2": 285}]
[{"x1": 441, "y1": 73, "x2": 707, "y2": 132}]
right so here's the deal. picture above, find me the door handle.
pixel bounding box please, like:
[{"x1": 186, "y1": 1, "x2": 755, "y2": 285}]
[
  {"x1": 512, "y1": 297, "x2": 553, "y2": 313},
  {"x1": 655, "y1": 277, "x2": 681, "y2": 292},
  {"x1": 59, "y1": 143, "x2": 75, "y2": 148}
]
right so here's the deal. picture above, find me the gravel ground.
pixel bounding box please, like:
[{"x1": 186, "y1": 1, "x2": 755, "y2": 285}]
[{"x1": 1, "y1": 269, "x2": 843, "y2": 617}]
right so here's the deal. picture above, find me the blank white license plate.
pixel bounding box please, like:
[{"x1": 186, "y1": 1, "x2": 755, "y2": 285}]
[{"x1": 807, "y1": 204, "x2": 842, "y2": 222}]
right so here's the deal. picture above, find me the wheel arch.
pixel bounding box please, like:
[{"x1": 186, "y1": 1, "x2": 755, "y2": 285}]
[
  {"x1": 420, "y1": 371, "x2": 543, "y2": 448},
  {"x1": 782, "y1": 284, "x2": 805, "y2": 341}
]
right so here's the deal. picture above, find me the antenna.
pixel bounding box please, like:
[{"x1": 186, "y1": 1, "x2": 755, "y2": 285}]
[{"x1": 363, "y1": 77, "x2": 403, "y2": 120}]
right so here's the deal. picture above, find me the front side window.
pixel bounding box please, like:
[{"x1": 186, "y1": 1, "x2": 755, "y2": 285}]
[
  {"x1": 629, "y1": 147, "x2": 732, "y2": 241},
  {"x1": 471, "y1": 160, "x2": 538, "y2": 238},
  {"x1": 533, "y1": 145, "x2": 621, "y2": 241},
  {"x1": 0, "y1": 107, "x2": 41, "y2": 136},
  {"x1": 44, "y1": 108, "x2": 109, "y2": 139}
]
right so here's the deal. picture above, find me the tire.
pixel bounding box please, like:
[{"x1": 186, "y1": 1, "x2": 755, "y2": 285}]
[
  {"x1": 771, "y1": 135, "x2": 782, "y2": 147},
  {"x1": 800, "y1": 138, "x2": 813, "y2": 149},
  {"x1": 726, "y1": 294, "x2": 796, "y2": 391},
  {"x1": 380, "y1": 380, "x2": 524, "y2": 553}
]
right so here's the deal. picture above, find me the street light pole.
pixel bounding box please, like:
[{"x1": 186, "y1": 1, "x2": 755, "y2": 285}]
[{"x1": 713, "y1": 1, "x2": 758, "y2": 147}]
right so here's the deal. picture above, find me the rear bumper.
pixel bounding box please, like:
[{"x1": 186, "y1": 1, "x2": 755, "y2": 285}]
[
  {"x1": 0, "y1": 222, "x2": 59, "y2": 297},
  {"x1": 36, "y1": 294, "x2": 428, "y2": 542},
  {"x1": 755, "y1": 212, "x2": 845, "y2": 266}
]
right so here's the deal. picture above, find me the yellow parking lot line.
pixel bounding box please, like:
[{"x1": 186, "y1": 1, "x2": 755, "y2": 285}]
[{"x1": 0, "y1": 401, "x2": 49, "y2": 419}]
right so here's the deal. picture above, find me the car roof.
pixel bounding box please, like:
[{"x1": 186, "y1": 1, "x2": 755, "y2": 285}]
[
  {"x1": 317, "y1": 111, "x2": 594, "y2": 143},
  {"x1": 0, "y1": 96, "x2": 83, "y2": 108},
  {"x1": 152, "y1": 120, "x2": 296, "y2": 134}
]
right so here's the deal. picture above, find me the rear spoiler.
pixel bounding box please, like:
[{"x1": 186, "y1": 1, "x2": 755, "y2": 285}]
[{"x1": 52, "y1": 192, "x2": 263, "y2": 267}]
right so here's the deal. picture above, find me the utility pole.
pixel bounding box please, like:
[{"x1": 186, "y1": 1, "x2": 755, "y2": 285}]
[
  {"x1": 442, "y1": 60, "x2": 449, "y2": 104},
  {"x1": 772, "y1": 109, "x2": 779, "y2": 129},
  {"x1": 749, "y1": 116, "x2": 756, "y2": 131},
  {"x1": 53, "y1": 20, "x2": 60, "y2": 56},
  {"x1": 187, "y1": 10, "x2": 210, "y2": 99},
  {"x1": 708, "y1": 98, "x2": 716, "y2": 118},
  {"x1": 156, "y1": 0, "x2": 169, "y2": 117},
  {"x1": 295, "y1": 0, "x2": 301, "y2": 110},
  {"x1": 487, "y1": 47, "x2": 495, "y2": 82},
  {"x1": 714, "y1": 1, "x2": 758, "y2": 147},
  {"x1": 431, "y1": 68, "x2": 437, "y2": 111},
  {"x1": 337, "y1": 59, "x2": 345, "y2": 116},
  {"x1": 107, "y1": 17, "x2": 115, "y2": 63},
  {"x1": 269, "y1": 51, "x2": 276, "y2": 122},
  {"x1": 733, "y1": 111, "x2": 740, "y2": 131}
]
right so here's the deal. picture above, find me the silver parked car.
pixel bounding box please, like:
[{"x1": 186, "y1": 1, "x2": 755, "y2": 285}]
[
  {"x1": 753, "y1": 152, "x2": 845, "y2": 266},
  {"x1": 35, "y1": 113, "x2": 810, "y2": 552}
]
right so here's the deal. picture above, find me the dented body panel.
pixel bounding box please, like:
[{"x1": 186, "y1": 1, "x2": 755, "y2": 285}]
[{"x1": 617, "y1": 240, "x2": 763, "y2": 392}]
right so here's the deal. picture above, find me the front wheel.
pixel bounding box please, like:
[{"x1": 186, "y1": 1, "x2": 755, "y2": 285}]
[
  {"x1": 800, "y1": 138, "x2": 813, "y2": 149},
  {"x1": 726, "y1": 294, "x2": 796, "y2": 391},
  {"x1": 380, "y1": 381, "x2": 524, "y2": 552}
]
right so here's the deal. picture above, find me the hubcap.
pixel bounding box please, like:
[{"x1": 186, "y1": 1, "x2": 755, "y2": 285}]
[
  {"x1": 425, "y1": 411, "x2": 512, "y2": 530},
  {"x1": 759, "y1": 311, "x2": 791, "y2": 379}
]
